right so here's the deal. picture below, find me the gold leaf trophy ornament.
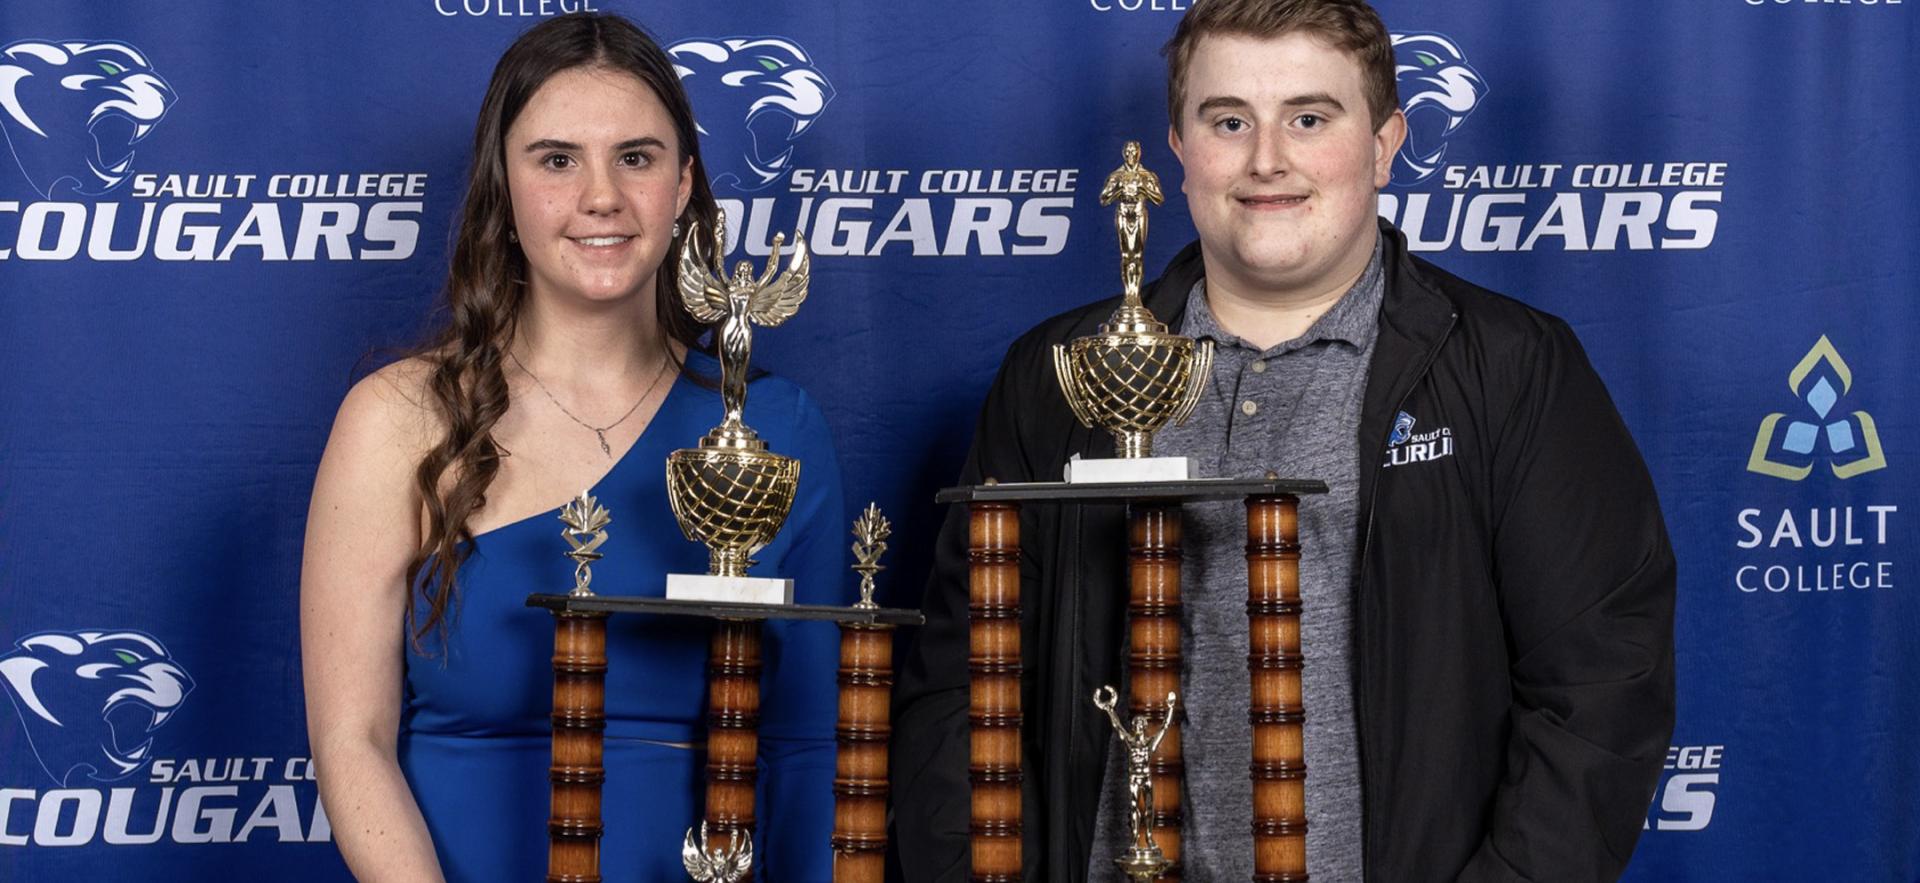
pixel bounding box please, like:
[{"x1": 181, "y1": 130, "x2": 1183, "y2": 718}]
[
  {"x1": 1053, "y1": 140, "x2": 1214, "y2": 481},
  {"x1": 663, "y1": 217, "x2": 811, "y2": 604}
]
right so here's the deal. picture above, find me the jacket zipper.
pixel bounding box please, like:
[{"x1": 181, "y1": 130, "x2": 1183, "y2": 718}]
[{"x1": 1355, "y1": 310, "x2": 1456, "y2": 882}]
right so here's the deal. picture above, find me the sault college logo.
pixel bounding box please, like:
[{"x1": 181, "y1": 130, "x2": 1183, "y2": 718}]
[
  {"x1": 1747, "y1": 336, "x2": 1886, "y2": 481},
  {"x1": 1389, "y1": 33, "x2": 1486, "y2": 187},
  {"x1": 1382, "y1": 410, "x2": 1454, "y2": 468},
  {"x1": 669, "y1": 36, "x2": 835, "y2": 193},
  {"x1": 0, "y1": 40, "x2": 175, "y2": 198},
  {"x1": 663, "y1": 34, "x2": 1080, "y2": 259},
  {"x1": 1378, "y1": 31, "x2": 1727, "y2": 252},
  {"x1": 0, "y1": 630, "x2": 194, "y2": 787},
  {"x1": 1, "y1": 629, "x2": 333, "y2": 847},
  {"x1": 1, "y1": 37, "x2": 427, "y2": 262}
]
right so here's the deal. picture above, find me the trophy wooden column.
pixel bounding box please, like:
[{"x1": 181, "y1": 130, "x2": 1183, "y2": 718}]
[
  {"x1": 1246, "y1": 494, "x2": 1307, "y2": 882},
  {"x1": 831, "y1": 622, "x2": 893, "y2": 882},
  {"x1": 704, "y1": 620, "x2": 763, "y2": 845},
  {"x1": 968, "y1": 498, "x2": 1022, "y2": 882},
  {"x1": 547, "y1": 610, "x2": 610, "y2": 883},
  {"x1": 1127, "y1": 502, "x2": 1185, "y2": 878}
]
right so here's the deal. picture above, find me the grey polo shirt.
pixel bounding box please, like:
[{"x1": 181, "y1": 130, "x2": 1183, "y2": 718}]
[{"x1": 1089, "y1": 240, "x2": 1383, "y2": 881}]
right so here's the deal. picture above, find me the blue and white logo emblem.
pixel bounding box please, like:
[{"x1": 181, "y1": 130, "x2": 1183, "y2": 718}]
[
  {"x1": 0, "y1": 39, "x2": 176, "y2": 198},
  {"x1": 668, "y1": 36, "x2": 834, "y2": 193},
  {"x1": 1389, "y1": 33, "x2": 1485, "y2": 187},
  {"x1": 1389, "y1": 410, "x2": 1417, "y2": 446},
  {"x1": 0, "y1": 629, "x2": 195, "y2": 786},
  {"x1": 1384, "y1": 410, "x2": 1454, "y2": 468}
]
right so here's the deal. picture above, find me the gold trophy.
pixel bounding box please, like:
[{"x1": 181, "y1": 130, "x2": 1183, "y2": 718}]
[
  {"x1": 1053, "y1": 141, "x2": 1213, "y2": 480},
  {"x1": 1095, "y1": 686, "x2": 1179, "y2": 882},
  {"x1": 664, "y1": 217, "x2": 811, "y2": 604}
]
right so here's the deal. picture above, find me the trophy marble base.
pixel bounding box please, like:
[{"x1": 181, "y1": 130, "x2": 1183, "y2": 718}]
[
  {"x1": 666, "y1": 574, "x2": 795, "y2": 605},
  {"x1": 1064, "y1": 455, "x2": 1192, "y2": 484}
]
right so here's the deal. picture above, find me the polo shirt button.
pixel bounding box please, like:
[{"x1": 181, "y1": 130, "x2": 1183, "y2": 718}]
[
  {"x1": 1251, "y1": 360, "x2": 1268, "y2": 373},
  {"x1": 1241, "y1": 400, "x2": 1258, "y2": 416}
]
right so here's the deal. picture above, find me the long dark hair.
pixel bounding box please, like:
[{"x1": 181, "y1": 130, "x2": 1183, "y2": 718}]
[{"x1": 406, "y1": 13, "x2": 719, "y2": 651}]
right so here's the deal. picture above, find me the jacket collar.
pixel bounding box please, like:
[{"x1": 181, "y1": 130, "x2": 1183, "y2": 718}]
[{"x1": 1357, "y1": 219, "x2": 1458, "y2": 516}]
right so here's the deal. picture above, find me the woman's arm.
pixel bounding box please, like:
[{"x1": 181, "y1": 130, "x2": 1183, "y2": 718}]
[{"x1": 300, "y1": 366, "x2": 447, "y2": 883}]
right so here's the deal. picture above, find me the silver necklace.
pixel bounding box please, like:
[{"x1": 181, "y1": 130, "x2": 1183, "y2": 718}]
[{"x1": 508, "y1": 348, "x2": 673, "y2": 457}]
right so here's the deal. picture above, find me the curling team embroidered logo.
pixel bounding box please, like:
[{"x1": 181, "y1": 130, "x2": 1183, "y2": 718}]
[
  {"x1": 0, "y1": 40, "x2": 176, "y2": 198},
  {"x1": 1383, "y1": 410, "x2": 1453, "y2": 468},
  {"x1": 668, "y1": 36, "x2": 835, "y2": 193},
  {"x1": 1389, "y1": 33, "x2": 1486, "y2": 187},
  {"x1": 0, "y1": 630, "x2": 194, "y2": 786},
  {"x1": 1747, "y1": 336, "x2": 1887, "y2": 481}
]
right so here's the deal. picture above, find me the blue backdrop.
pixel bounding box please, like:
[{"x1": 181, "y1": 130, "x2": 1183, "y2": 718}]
[{"x1": 2, "y1": 1, "x2": 1914, "y2": 880}]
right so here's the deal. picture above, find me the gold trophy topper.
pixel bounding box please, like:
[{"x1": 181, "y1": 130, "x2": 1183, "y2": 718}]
[
  {"x1": 675, "y1": 215, "x2": 811, "y2": 446},
  {"x1": 1101, "y1": 139, "x2": 1164, "y2": 304},
  {"x1": 849, "y1": 502, "x2": 892, "y2": 610},
  {"x1": 1094, "y1": 685, "x2": 1178, "y2": 881},
  {"x1": 665, "y1": 216, "x2": 808, "y2": 578},
  {"x1": 557, "y1": 491, "x2": 611, "y2": 598},
  {"x1": 1053, "y1": 141, "x2": 1213, "y2": 459},
  {"x1": 681, "y1": 821, "x2": 752, "y2": 882}
]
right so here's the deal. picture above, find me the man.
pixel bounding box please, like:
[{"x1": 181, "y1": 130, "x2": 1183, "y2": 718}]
[{"x1": 892, "y1": 1, "x2": 1675, "y2": 880}]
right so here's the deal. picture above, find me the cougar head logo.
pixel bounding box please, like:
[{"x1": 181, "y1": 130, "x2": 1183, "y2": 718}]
[
  {"x1": 0, "y1": 630, "x2": 195, "y2": 786},
  {"x1": 1390, "y1": 33, "x2": 1485, "y2": 187},
  {"x1": 0, "y1": 39, "x2": 176, "y2": 198},
  {"x1": 1389, "y1": 411, "x2": 1417, "y2": 446},
  {"x1": 668, "y1": 36, "x2": 834, "y2": 192}
]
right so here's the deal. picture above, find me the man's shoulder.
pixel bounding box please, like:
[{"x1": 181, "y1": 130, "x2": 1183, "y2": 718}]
[{"x1": 1399, "y1": 251, "x2": 1581, "y2": 360}]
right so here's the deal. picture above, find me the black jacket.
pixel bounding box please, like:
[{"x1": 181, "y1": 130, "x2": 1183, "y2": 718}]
[{"x1": 891, "y1": 221, "x2": 1676, "y2": 882}]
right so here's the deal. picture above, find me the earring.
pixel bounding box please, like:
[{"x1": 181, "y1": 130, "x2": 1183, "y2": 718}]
[
  {"x1": 508, "y1": 229, "x2": 518, "y2": 243},
  {"x1": 672, "y1": 221, "x2": 682, "y2": 238}
]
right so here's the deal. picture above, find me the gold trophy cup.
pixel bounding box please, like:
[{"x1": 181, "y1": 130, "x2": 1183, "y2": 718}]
[
  {"x1": 665, "y1": 218, "x2": 810, "y2": 585},
  {"x1": 1054, "y1": 141, "x2": 1213, "y2": 464}
]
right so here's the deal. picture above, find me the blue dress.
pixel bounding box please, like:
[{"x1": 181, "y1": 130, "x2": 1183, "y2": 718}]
[{"x1": 400, "y1": 352, "x2": 846, "y2": 882}]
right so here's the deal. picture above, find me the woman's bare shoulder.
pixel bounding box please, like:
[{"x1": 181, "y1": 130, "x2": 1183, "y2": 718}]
[{"x1": 330, "y1": 355, "x2": 446, "y2": 467}]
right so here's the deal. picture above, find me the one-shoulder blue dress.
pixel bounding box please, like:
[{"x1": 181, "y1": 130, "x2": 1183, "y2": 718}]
[{"x1": 399, "y1": 351, "x2": 846, "y2": 882}]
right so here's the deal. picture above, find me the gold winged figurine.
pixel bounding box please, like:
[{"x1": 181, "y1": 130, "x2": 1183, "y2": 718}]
[
  {"x1": 676, "y1": 215, "x2": 810, "y2": 438},
  {"x1": 681, "y1": 821, "x2": 752, "y2": 882}
]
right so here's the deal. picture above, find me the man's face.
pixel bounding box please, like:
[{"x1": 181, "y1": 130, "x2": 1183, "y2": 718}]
[{"x1": 1169, "y1": 31, "x2": 1405, "y2": 298}]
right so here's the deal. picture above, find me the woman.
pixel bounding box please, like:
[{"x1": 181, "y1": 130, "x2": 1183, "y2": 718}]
[{"x1": 300, "y1": 14, "x2": 844, "y2": 881}]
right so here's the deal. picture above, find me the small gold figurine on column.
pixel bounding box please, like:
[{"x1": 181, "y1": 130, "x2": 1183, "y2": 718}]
[
  {"x1": 546, "y1": 491, "x2": 614, "y2": 881},
  {"x1": 832, "y1": 504, "x2": 896, "y2": 882},
  {"x1": 1095, "y1": 685, "x2": 1179, "y2": 882},
  {"x1": 559, "y1": 492, "x2": 612, "y2": 598}
]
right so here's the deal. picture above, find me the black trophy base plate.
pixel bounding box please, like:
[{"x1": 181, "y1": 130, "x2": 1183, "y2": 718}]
[
  {"x1": 934, "y1": 475, "x2": 1327, "y2": 504},
  {"x1": 526, "y1": 593, "x2": 924, "y2": 626}
]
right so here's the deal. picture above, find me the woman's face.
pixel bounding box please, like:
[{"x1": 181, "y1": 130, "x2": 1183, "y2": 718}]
[{"x1": 504, "y1": 66, "x2": 692, "y2": 308}]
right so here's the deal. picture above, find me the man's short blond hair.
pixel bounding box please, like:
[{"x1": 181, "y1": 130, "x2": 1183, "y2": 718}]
[{"x1": 1163, "y1": 0, "x2": 1401, "y2": 133}]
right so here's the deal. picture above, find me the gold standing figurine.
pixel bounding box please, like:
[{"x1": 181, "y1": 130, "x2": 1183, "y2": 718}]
[
  {"x1": 665, "y1": 218, "x2": 811, "y2": 578},
  {"x1": 1102, "y1": 139, "x2": 1163, "y2": 302},
  {"x1": 1053, "y1": 141, "x2": 1214, "y2": 460},
  {"x1": 681, "y1": 821, "x2": 752, "y2": 882},
  {"x1": 1094, "y1": 686, "x2": 1179, "y2": 882},
  {"x1": 849, "y1": 502, "x2": 891, "y2": 610},
  {"x1": 558, "y1": 491, "x2": 612, "y2": 598}
]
